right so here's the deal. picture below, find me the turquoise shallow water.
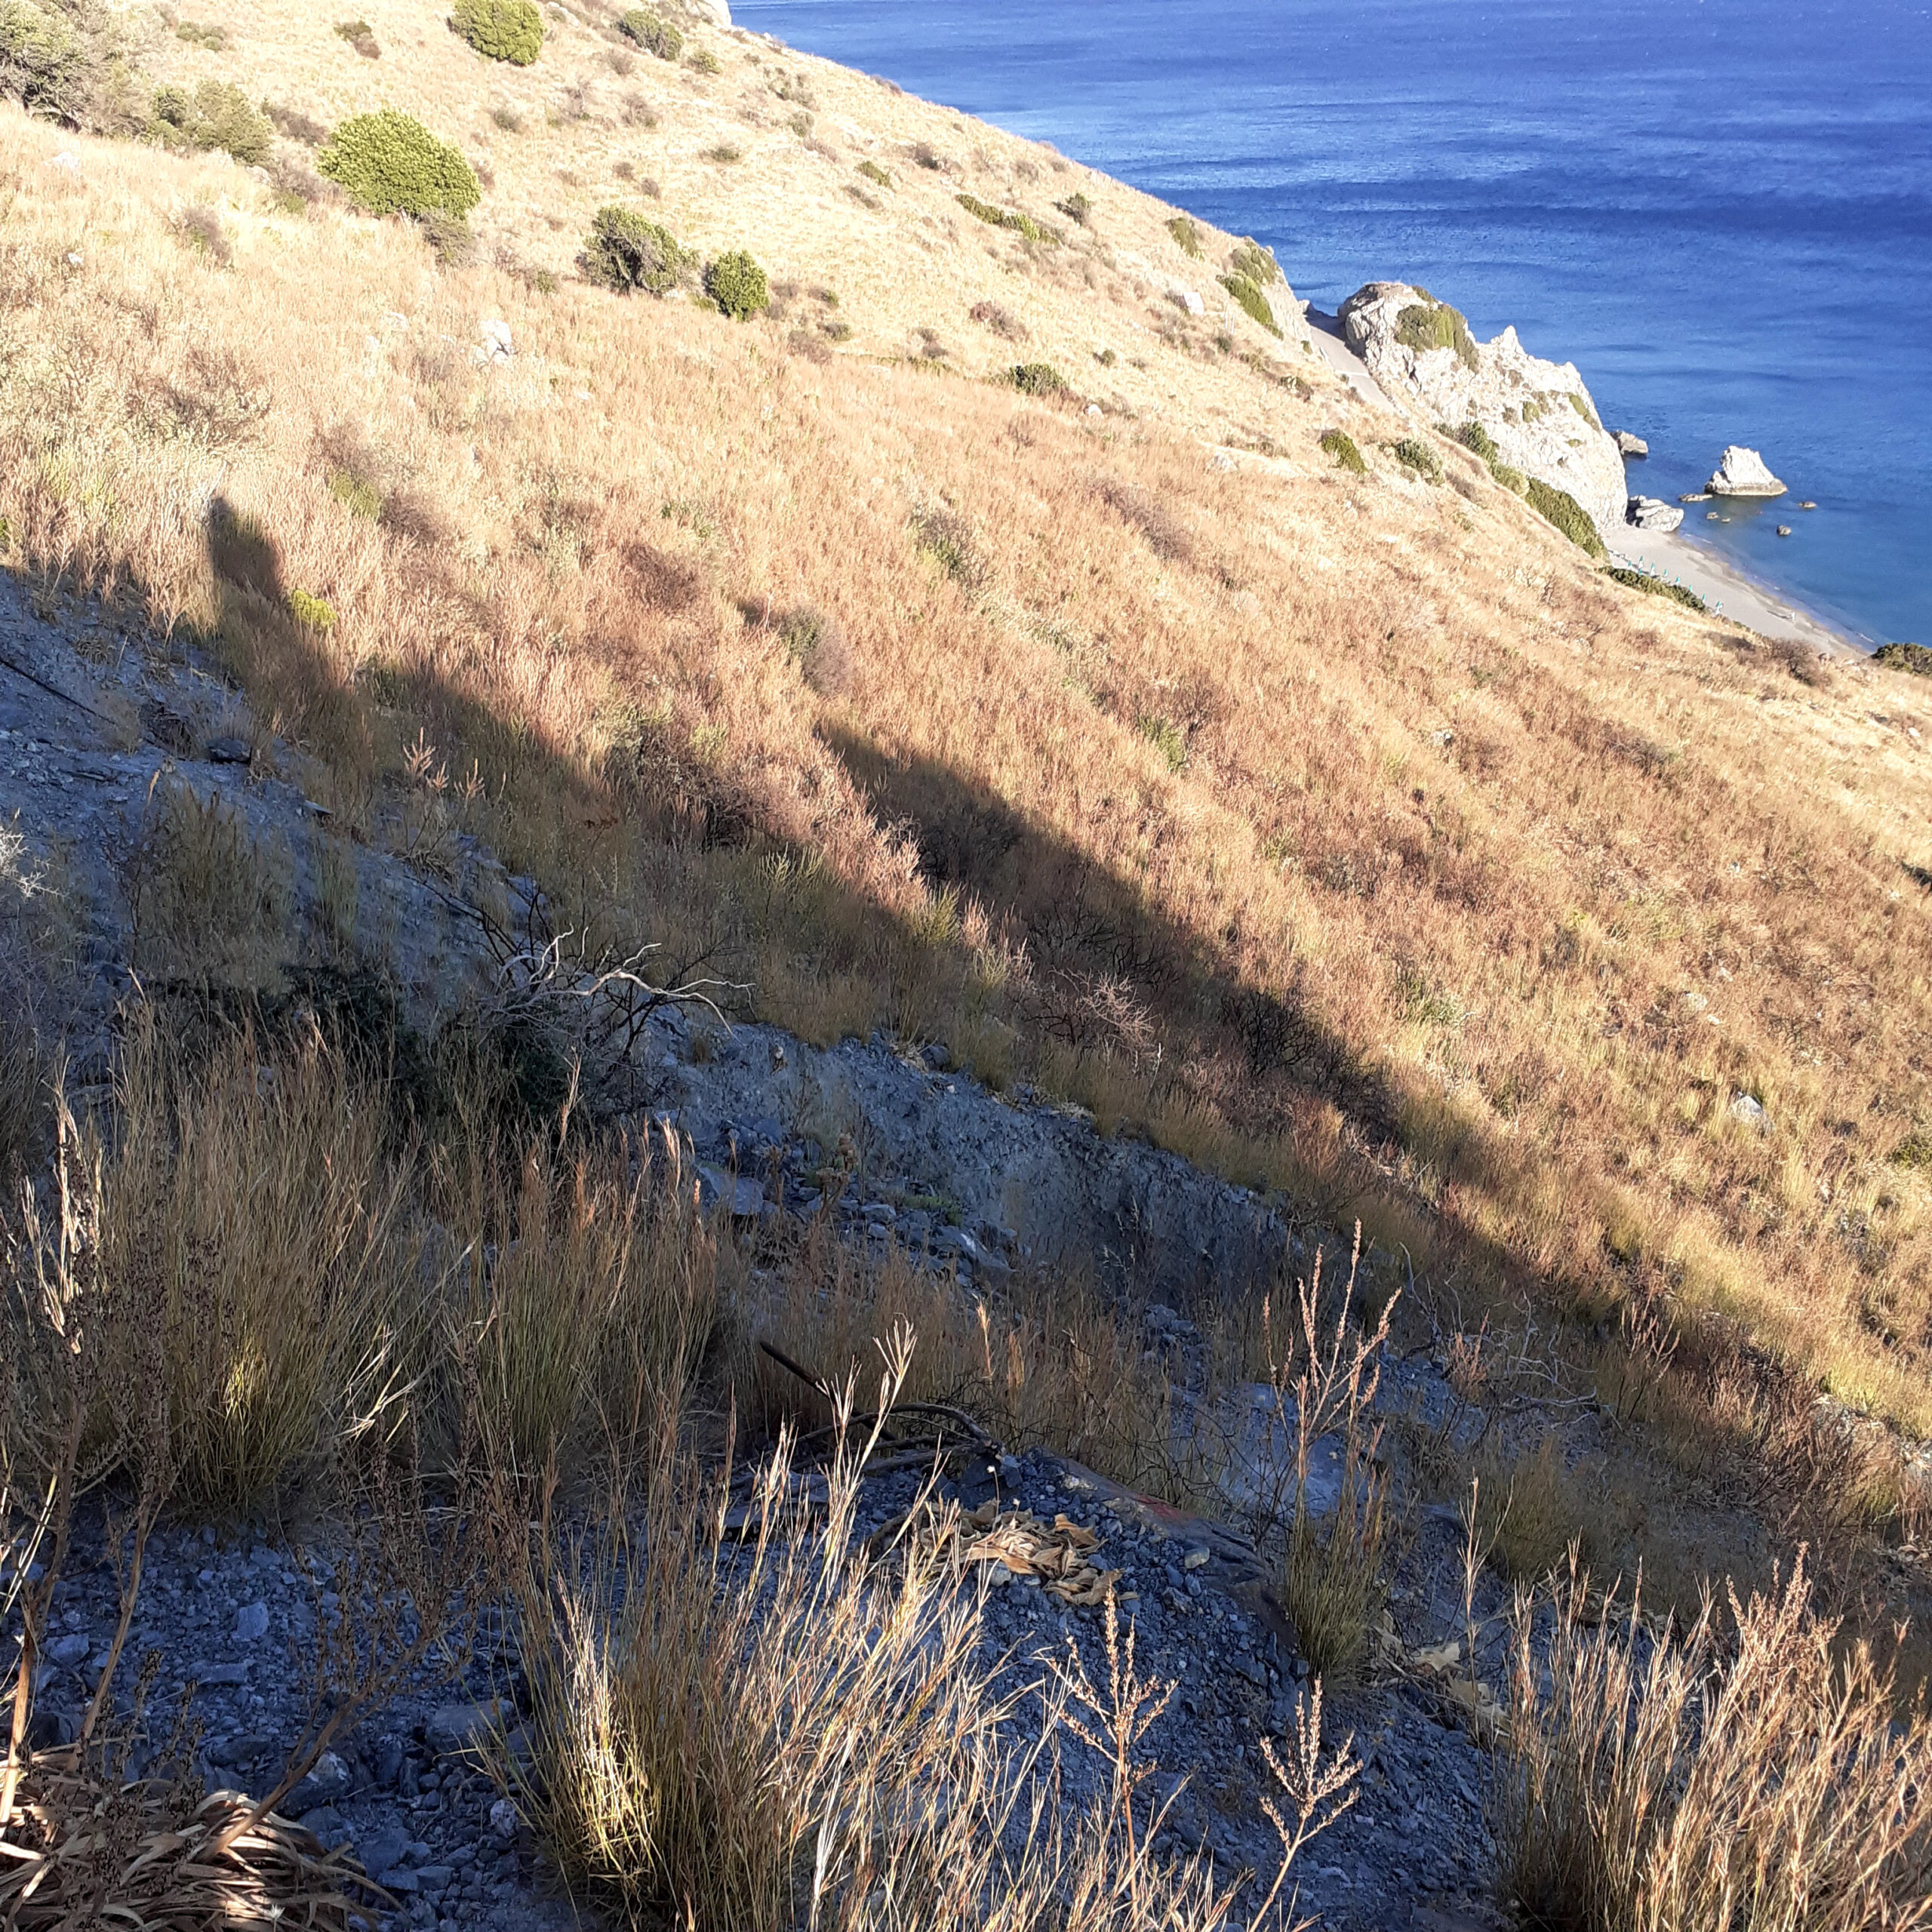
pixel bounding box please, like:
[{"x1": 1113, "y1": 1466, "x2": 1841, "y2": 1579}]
[{"x1": 734, "y1": 0, "x2": 1932, "y2": 645}]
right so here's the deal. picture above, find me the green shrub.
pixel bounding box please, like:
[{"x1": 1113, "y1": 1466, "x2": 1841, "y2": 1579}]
[
  {"x1": 328, "y1": 469, "x2": 383, "y2": 520},
  {"x1": 0, "y1": 0, "x2": 99, "y2": 124},
  {"x1": 704, "y1": 249, "x2": 768, "y2": 320},
  {"x1": 955, "y1": 192, "x2": 1052, "y2": 244},
  {"x1": 1228, "y1": 237, "x2": 1281, "y2": 285},
  {"x1": 1524, "y1": 475, "x2": 1605, "y2": 558},
  {"x1": 857, "y1": 158, "x2": 891, "y2": 188},
  {"x1": 1166, "y1": 214, "x2": 1202, "y2": 257},
  {"x1": 1138, "y1": 715, "x2": 1187, "y2": 773},
  {"x1": 1056, "y1": 190, "x2": 1091, "y2": 226},
  {"x1": 1875, "y1": 641, "x2": 1932, "y2": 678},
  {"x1": 451, "y1": 0, "x2": 543, "y2": 64},
  {"x1": 686, "y1": 45, "x2": 718, "y2": 74},
  {"x1": 1219, "y1": 272, "x2": 1281, "y2": 338},
  {"x1": 1395, "y1": 295, "x2": 1480, "y2": 374},
  {"x1": 1320, "y1": 428, "x2": 1365, "y2": 475},
  {"x1": 1604, "y1": 565, "x2": 1709, "y2": 614},
  {"x1": 334, "y1": 17, "x2": 380, "y2": 57},
  {"x1": 1011, "y1": 362, "x2": 1066, "y2": 396},
  {"x1": 288, "y1": 588, "x2": 337, "y2": 631},
  {"x1": 1392, "y1": 437, "x2": 1442, "y2": 483},
  {"x1": 580, "y1": 205, "x2": 692, "y2": 294},
  {"x1": 318, "y1": 110, "x2": 481, "y2": 218},
  {"x1": 1487, "y1": 460, "x2": 1528, "y2": 497},
  {"x1": 1438, "y1": 418, "x2": 1497, "y2": 463},
  {"x1": 620, "y1": 9, "x2": 681, "y2": 59},
  {"x1": 152, "y1": 79, "x2": 273, "y2": 165}
]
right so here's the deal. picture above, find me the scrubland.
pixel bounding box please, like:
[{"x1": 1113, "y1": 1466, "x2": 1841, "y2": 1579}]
[{"x1": 2, "y1": 2, "x2": 1932, "y2": 1923}]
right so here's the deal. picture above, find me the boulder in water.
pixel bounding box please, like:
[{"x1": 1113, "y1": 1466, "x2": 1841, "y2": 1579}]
[
  {"x1": 1707, "y1": 445, "x2": 1786, "y2": 497},
  {"x1": 1614, "y1": 430, "x2": 1649, "y2": 457}
]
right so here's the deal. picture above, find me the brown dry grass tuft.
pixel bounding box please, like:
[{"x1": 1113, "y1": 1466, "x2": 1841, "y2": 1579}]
[{"x1": 1496, "y1": 1557, "x2": 1932, "y2": 1932}]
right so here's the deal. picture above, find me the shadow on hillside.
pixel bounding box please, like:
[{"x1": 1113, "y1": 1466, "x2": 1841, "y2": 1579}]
[{"x1": 819, "y1": 723, "x2": 1403, "y2": 1149}]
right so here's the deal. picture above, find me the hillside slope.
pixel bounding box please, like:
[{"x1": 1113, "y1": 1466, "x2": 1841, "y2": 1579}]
[{"x1": 2, "y1": 0, "x2": 1930, "y2": 1434}]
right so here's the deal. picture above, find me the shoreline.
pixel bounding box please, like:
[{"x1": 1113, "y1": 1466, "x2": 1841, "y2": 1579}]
[
  {"x1": 1607, "y1": 528, "x2": 1861, "y2": 658},
  {"x1": 1307, "y1": 304, "x2": 1862, "y2": 659}
]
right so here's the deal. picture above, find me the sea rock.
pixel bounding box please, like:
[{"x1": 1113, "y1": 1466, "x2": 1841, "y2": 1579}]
[
  {"x1": 1706, "y1": 445, "x2": 1786, "y2": 497},
  {"x1": 1614, "y1": 430, "x2": 1649, "y2": 457},
  {"x1": 1626, "y1": 496, "x2": 1683, "y2": 533},
  {"x1": 1338, "y1": 281, "x2": 1627, "y2": 541}
]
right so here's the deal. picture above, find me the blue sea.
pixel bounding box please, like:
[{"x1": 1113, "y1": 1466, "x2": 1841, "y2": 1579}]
[{"x1": 734, "y1": 0, "x2": 1931, "y2": 646}]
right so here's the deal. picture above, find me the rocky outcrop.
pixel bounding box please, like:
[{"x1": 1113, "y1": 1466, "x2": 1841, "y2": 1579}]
[
  {"x1": 1338, "y1": 281, "x2": 1627, "y2": 543},
  {"x1": 686, "y1": 0, "x2": 732, "y2": 23},
  {"x1": 1614, "y1": 430, "x2": 1649, "y2": 457},
  {"x1": 1627, "y1": 496, "x2": 1683, "y2": 533},
  {"x1": 1707, "y1": 445, "x2": 1786, "y2": 497}
]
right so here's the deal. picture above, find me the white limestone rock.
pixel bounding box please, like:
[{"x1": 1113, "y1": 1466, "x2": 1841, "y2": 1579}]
[
  {"x1": 1707, "y1": 445, "x2": 1786, "y2": 497},
  {"x1": 1338, "y1": 281, "x2": 1628, "y2": 543},
  {"x1": 1614, "y1": 430, "x2": 1649, "y2": 457},
  {"x1": 1627, "y1": 496, "x2": 1684, "y2": 533}
]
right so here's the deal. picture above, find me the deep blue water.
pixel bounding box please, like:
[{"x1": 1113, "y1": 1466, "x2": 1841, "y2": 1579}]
[{"x1": 735, "y1": 0, "x2": 1931, "y2": 645}]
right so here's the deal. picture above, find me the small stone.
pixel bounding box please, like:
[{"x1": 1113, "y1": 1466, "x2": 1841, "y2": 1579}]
[
  {"x1": 1777, "y1": 525, "x2": 1792, "y2": 537},
  {"x1": 45, "y1": 1632, "x2": 90, "y2": 1666},
  {"x1": 424, "y1": 1698, "x2": 502, "y2": 1757},
  {"x1": 1728, "y1": 1092, "x2": 1771, "y2": 1134},
  {"x1": 193, "y1": 1662, "x2": 249, "y2": 1687},
  {"x1": 205, "y1": 734, "x2": 252, "y2": 764},
  {"x1": 1181, "y1": 1546, "x2": 1211, "y2": 1572},
  {"x1": 282, "y1": 1750, "x2": 352, "y2": 1818},
  {"x1": 233, "y1": 1602, "x2": 269, "y2": 1643},
  {"x1": 488, "y1": 1798, "x2": 519, "y2": 1839}
]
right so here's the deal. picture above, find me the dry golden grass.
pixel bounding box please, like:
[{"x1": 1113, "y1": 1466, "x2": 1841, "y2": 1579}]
[
  {"x1": 2, "y1": 2, "x2": 1930, "y2": 1456},
  {"x1": 1497, "y1": 1558, "x2": 1932, "y2": 1932}
]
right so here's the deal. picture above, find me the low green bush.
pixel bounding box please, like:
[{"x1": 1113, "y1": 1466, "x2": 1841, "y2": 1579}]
[
  {"x1": 1166, "y1": 214, "x2": 1202, "y2": 257},
  {"x1": 1524, "y1": 475, "x2": 1605, "y2": 558},
  {"x1": 1320, "y1": 428, "x2": 1365, "y2": 474},
  {"x1": 955, "y1": 192, "x2": 1052, "y2": 244},
  {"x1": 1395, "y1": 294, "x2": 1480, "y2": 373},
  {"x1": 1219, "y1": 272, "x2": 1281, "y2": 337},
  {"x1": 580, "y1": 205, "x2": 692, "y2": 294},
  {"x1": 1439, "y1": 418, "x2": 1497, "y2": 462},
  {"x1": 619, "y1": 10, "x2": 680, "y2": 57},
  {"x1": 1603, "y1": 566, "x2": 1709, "y2": 614},
  {"x1": 288, "y1": 588, "x2": 337, "y2": 631},
  {"x1": 1875, "y1": 641, "x2": 1932, "y2": 677},
  {"x1": 451, "y1": 0, "x2": 543, "y2": 64},
  {"x1": 1567, "y1": 390, "x2": 1599, "y2": 430},
  {"x1": 1228, "y1": 237, "x2": 1281, "y2": 285},
  {"x1": 334, "y1": 17, "x2": 380, "y2": 57},
  {"x1": 152, "y1": 79, "x2": 273, "y2": 165},
  {"x1": 704, "y1": 249, "x2": 769, "y2": 320},
  {"x1": 0, "y1": 0, "x2": 98, "y2": 124},
  {"x1": 857, "y1": 158, "x2": 891, "y2": 188},
  {"x1": 1056, "y1": 190, "x2": 1091, "y2": 226},
  {"x1": 318, "y1": 110, "x2": 481, "y2": 219},
  {"x1": 1392, "y1": 437, "x2": 1442, "y2": 483},
  {"x1": 1011, "y1": 362, "x2": 1066, "y2": 395},
  {"x1": 1138, "y1": 714, "x2": 1187, "y2": 773},
  {"x1": 1487, "y1": 460, "x2": 1528, "y2": 497}
]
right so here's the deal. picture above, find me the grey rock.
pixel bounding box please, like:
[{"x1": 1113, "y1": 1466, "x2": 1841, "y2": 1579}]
[
  {"x1": 1614, "y1": 430, "x2": 1649, "y2": 457},
  {"x1": 1707, "y1": 445, "x2": 1787, "y2": 497},
  {"x1": 204, "y1": 734, "x2": 252, "y2": 764},
  {"x1": 283, "y1": 1749, "x2": 352, "y2": 1817},
  {"x1": 697, "y1": 1166, "x2": 763, "y2": 1217},
  {"x1": 194, "y1": 1661, "x2": 249, "y2": 1687},
  {"x1": 45, "y1": 1632, "x2": 91, "y2": 1666},
  {"x1": 489, "y1": 1797, "x2": 520, "y2": 1839},
  {"x1": 234, "y1": 1601, "x2": 269, "y2": 1642},
  {"x1": 1626, "y1": 496, "x2": 1684, "y2": 534},
  {"x1": 1729, "y1": 1092, "x2": 1771, "y2": 1134},
  {"x1": 424, "y1": 1698, "x2": 502, "y2": 1757},
  {"x1": 1338, "y1": 280, "x2": 1628, "y2": 542}
]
